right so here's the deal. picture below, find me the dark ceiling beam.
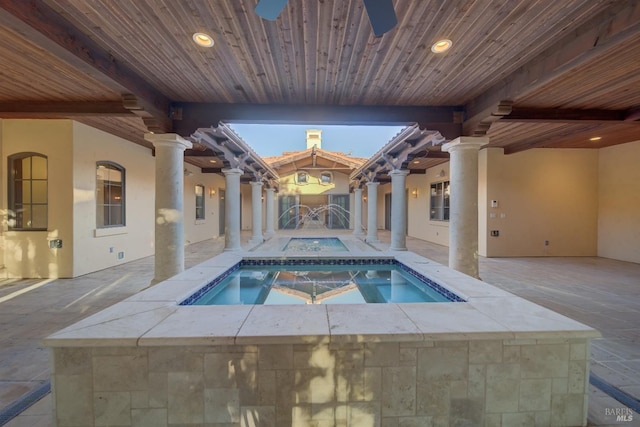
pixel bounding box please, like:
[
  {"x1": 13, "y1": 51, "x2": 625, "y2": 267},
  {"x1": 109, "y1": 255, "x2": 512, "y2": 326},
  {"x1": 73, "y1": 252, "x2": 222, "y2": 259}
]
[
  {"x1": 502, "y1": 107, "x2": 631, "y2": 123},
  {"x1": 0, "y1": 0, "x2": 172, "y2": 132},
  {"x1": 464, "y1": 0, "x2": 640, "y2": 135},
  {"x1": 172, "y1": 103, "x2": 463, "y2": 140},
  {"x1": 463, "y1": 101, "x2": 512, "y2": 136},
  {"x1": 201, "y1": 168, "x2": 223, "y2": 174},
  {"x1": 184, "y1": 148, "x2": 218, "y2": 157},
  {"x1": 0, "y1": 101, "x2": 133, "y2": 118}
]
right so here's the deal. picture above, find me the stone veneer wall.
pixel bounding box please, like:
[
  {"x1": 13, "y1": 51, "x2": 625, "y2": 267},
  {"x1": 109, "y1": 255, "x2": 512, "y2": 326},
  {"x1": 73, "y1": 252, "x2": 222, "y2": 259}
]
[{"x1": 51, "y1": 337, "x2": 590, "y2": 427}]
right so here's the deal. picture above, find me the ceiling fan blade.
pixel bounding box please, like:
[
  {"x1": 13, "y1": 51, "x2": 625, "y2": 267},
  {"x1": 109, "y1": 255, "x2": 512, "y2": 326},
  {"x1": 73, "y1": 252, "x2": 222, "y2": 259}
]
[
  {"x1": 362, "y1": 0, "x2": 398, "y2": 36},
  {"x1": 254, "y1": 0, "x2": 289, "y2": 21}
]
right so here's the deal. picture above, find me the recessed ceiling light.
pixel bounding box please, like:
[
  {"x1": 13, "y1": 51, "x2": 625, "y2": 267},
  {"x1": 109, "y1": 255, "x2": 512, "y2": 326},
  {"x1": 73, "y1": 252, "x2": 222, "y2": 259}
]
[
  {"x1": 209, "y1": 159, "x2": 217, "y2": 164},
  {"x1": 193, "y1": 32, "x2": 214, "y2": 48},
  {"x1": 589, "y1": 136, "x2": 602, "y2": 141},
  {"x1": 413, "y1": 160, "x2": 420, "y2": 164},
  {"x1": 431, "y1": 39, "x2": 452, "y2": 53}
]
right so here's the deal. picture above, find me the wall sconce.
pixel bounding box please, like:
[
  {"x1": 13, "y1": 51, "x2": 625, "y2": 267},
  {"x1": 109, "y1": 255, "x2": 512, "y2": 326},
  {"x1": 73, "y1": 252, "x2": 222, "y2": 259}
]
[
  {"x1": 437, "y1": 169, "x2": 446, "y2": 178},
  {"x1": 411, "y1": 188, "x2": 418, "y2": 198},
  {"x1": 209, "y1": 188, "x2": 216, "y2": 198},
  {"x1": 363, "y1": 196, "x2": 368, "y2": 202}
]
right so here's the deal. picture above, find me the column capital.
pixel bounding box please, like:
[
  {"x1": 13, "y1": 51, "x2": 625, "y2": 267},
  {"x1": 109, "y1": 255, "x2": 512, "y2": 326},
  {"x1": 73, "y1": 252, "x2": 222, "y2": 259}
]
[
  {"x1": 144, "y1": 133, "x2": 192, "y2": 150},
  {"x1": 442, "y1": 136, "x2": 488, "y2": 153},
  {"x1": 222, "y1": 168, "x2": 244, "y2": 176},
  {"x1": 366, "y1": 181, "x2": 379, "y2": 187},
  {"x1": 389, "y1": 169, "x2": 410, "y2": 177},
  {"x1": 250, "y1": 181, "x2": 264, "y2": 188}
]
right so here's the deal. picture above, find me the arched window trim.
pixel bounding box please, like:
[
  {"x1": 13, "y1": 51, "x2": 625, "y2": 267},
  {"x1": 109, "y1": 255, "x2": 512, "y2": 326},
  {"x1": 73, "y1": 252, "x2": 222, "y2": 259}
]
[
  {"x1": 8, "y1": 152, "x2": 48, "y2": 231},
  {"x1": 296, "y1": 170, "x2": 309, "y2": 185},
  {"x1": 319, "y1": 171, "x2": 333, "y2": 185},
  {"x1": 96, "y1": 161, "x2": 126, "y2": 228}
]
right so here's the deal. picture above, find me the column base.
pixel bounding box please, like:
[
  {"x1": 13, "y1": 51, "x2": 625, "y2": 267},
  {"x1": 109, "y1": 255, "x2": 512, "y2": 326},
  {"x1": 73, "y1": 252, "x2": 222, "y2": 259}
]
[
  {"x1": 249, "y1": 236, "x2": 264, "y2": 244},
  {"x1": 366, "y1": 238, "x2": 380, "y2": 243},
  {"x1": 224, "y1": 246, "x2": 243, "y2": 252},
  {"x1": 389, "y1": 246, "x2": 408, "y2": 251}
]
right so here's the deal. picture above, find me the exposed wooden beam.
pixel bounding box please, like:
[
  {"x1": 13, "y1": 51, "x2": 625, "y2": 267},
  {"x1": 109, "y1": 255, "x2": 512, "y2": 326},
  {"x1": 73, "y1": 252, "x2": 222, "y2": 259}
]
[
  {"x1": 201, "y1": 168, "x2": 223, "y2": 174},
  {"x1": 502, "y1": 108, "x2": 630, "y2": 123},
  {"x1": 463, "y1": 101, "x2": 513, "y2": 136},
  {"x1": 0, "y1": 101, "x2": 132, "y2": 117},
  {"x1": 172, "y1": 103, "x2": 463, "y2": 140},
  {"x1": 184, "y1": 148, "x2": 218, "y2": 157},
  {"x1": 464, "y1": 0, "x2": 640, "y2": 133},
  {"x1": 0, "y1": 0, "x2": 172, "y2": 132}
]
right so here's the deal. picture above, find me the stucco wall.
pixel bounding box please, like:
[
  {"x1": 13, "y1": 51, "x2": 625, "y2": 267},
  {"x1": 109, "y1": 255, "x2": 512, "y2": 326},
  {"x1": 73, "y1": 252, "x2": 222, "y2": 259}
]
[
  {"x1": 277, "y1": 170, "x2": 351, "y2": 196},
  {"x1": 183, "y1": 164, "x2": 224, "y2": 243},
  {"x1": 71, "y1": 122, "x2": 155, "y2": 277},
  {"x1": 598, "y1": 140, "x2": 640, "y2": 263},
  {"x1": 2, "y1": 120, "x2": 74, "y2": 278},
  {"x1": 406, "y1": 166, "x2": 450, "y2": 246},
  {"x1": 482, "y1": 148, "x2": 598, "y2": 257}
]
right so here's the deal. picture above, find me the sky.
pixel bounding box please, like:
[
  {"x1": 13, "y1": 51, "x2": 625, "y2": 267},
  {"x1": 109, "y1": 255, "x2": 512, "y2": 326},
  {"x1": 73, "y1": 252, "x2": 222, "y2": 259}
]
[{"x1": 228, "y1": 124, "x2": 407, "y2": 158}]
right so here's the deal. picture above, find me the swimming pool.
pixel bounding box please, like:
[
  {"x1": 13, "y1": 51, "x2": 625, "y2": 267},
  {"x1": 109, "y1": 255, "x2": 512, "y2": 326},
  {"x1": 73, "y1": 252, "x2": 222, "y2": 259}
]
[
  {"x1": 180, "y1": 258, "x2": 465, "y2": 305},
  {"x1": 283, "y1": 237, "x2": 348, "y2": 252}
]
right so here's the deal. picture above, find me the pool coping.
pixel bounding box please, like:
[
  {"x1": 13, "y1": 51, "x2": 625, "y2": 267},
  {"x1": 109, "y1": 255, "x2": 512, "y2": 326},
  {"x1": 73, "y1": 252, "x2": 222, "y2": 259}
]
[{"x1": 43, "y1": 250, "x2": 600, "y2": 348}]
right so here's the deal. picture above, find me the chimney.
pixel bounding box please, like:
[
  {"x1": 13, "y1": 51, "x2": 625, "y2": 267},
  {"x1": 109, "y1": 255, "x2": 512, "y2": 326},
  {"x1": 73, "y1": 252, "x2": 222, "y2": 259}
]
[{"x1": 306, "y1": 129, "x2": 322, "y2": 150}]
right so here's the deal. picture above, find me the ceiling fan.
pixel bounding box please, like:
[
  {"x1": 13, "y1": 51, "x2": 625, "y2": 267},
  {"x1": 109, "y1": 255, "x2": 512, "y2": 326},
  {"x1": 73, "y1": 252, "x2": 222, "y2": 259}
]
[{"x1": 254, "y1": 0, "x2": 398, "y2": 37}]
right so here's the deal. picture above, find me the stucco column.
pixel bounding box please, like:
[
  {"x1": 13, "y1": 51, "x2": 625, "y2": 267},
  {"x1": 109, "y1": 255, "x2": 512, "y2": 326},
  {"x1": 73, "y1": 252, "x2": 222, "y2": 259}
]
[
  {"x1": 389, "y1": 169, "x2": 409, "y2": 251},
  {"x1": 353, "y1": 188, "x2": 364, "y2": 235},
  {"x1": 223, "y1": 168, "x2": 243, "y2": 251},
  {"x1": 442, "y1": 136, "x2": 488, "y2": 278},
  {"x1": 264, "y1": 187, "x2": 276, "y2": 238},
  {"x1": 250, "y1": 181, "x2": 264, "y2": 243},
  {"x1": 144, "y1": 133, "x2": 192, "y2": 284},
  {"x1": 365, "y1": 181, "x2": 379, "y2": 243}
]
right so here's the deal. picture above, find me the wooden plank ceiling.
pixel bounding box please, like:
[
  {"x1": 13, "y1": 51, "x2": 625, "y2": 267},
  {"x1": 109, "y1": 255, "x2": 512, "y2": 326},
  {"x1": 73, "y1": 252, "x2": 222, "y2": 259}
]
[{"x1": 0, "y1": 0, "x2": 639, "y2": 170}]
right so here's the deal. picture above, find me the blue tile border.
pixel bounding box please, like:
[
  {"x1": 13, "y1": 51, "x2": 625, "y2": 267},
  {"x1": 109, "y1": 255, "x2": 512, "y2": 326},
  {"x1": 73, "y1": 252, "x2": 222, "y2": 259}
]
[
  {"x1": 179, "y1": 263, "x2": 240, "y2": 306},
  {"x1": 180, "y1": 257, "x2": 466, "y2": 305},
  {"x1": 0, "y1": 381, "x2": 50, "y2": 426}
]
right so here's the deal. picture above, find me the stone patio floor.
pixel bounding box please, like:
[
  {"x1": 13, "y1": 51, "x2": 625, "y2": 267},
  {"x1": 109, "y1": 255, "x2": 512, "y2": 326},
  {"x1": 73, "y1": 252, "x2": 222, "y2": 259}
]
[{"x1": 0, "y1": 230, "x2": 638, "y2": 426}]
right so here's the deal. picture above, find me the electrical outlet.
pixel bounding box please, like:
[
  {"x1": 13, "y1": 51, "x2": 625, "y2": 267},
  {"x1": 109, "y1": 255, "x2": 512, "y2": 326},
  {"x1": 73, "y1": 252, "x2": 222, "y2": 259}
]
[
  {"x1": 117, "y1": 251, "x2": 125, "y2": 260},
  {"x1": 49, "y1": 239, "x2": 63, "y2": 249},
  {"x1": 490, "y1": 230, "x2": 499, "y2": 237}
]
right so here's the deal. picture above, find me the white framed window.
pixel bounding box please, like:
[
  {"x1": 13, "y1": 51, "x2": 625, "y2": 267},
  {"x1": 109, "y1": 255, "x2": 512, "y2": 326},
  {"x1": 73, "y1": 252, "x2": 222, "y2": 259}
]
[
  {"x1": 430, "y1": 181, "x2": 450, "y2": 221},
  {"x1": 97, "y1": 162, "x2": 125, "y2": 228},
  {"x1": 195, "y1": 184, "x2": 205, "y2": 220},
  {"x1": 8, "y1": 152, "x2": 48, "y2": 230}
]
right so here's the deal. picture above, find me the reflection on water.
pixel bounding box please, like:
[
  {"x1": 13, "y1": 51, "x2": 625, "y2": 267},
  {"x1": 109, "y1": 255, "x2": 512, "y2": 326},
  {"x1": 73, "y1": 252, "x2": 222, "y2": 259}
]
[{"x1": 191, "y1": 265, "x2": 451, "y2": 305}]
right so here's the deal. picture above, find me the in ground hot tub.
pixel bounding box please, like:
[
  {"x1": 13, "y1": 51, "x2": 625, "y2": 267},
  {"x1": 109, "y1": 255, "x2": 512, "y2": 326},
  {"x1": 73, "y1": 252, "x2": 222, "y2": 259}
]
[
  {"x1": 44, "y1": 251, "x2": 599, "y2": 427},
  {"x1": 181, "y1": 258, "x2": 465, "y2": 305}
]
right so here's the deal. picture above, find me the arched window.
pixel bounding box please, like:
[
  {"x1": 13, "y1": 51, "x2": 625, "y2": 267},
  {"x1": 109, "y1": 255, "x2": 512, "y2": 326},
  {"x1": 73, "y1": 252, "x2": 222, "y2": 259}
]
[
  {"x1": 296, "y1": 171, "x2": 309, "y2": 184},
  {"x1": 8, "y1": 153, "x2": 48, "y2": 230},
  {"x1": 320, "y1": 171, "x2": 333, "y2": 184},
  {"x1": 96, "y1": 162, "x2": 125, "y2": 228}
]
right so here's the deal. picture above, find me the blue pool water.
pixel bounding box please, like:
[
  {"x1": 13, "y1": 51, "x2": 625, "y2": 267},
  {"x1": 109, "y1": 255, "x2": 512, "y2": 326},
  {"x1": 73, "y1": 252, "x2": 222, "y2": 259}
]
[
  {"x1": 283, "y1": 237, "x2": 348, "y2": 252},
  {"x1": 181, "y1": 259, "x2": 464, "y2": 305}
]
